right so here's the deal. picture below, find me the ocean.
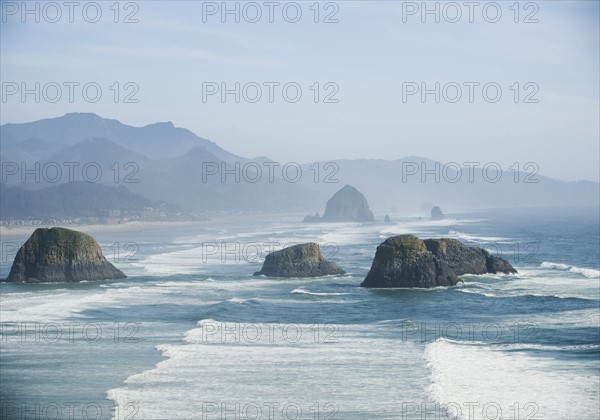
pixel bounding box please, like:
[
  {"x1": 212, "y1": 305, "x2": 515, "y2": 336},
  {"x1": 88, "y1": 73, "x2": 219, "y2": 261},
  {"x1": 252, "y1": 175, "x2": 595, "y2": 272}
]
[{"x1": 1, "y1": 207, "x2": 598, "y2": 420}]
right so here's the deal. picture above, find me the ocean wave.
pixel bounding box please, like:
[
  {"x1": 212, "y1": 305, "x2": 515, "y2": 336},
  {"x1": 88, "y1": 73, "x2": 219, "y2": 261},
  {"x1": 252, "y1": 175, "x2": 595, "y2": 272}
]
[
  {"x1": 226, "y1": 297, "x2": 247, "y2": 303},
  {"x1": 425, "y1": 340, "x2": 600, "y2": 419},
  {"x1": 439, "y1": 339, "x2": 600, "y2": 352},
  {"x1": 447, "y1": 229, "x2": 512, "y2": 243},
  {"x1": 541, "y1": 262, "x2": 600, "y2": 278},
  {"x1": 108, "y1": 323, "x2": 428, "y2": 419},
  {"x1": 457, "y1": 289, "x2": 497, "y2": 298},
  {"x1": 290, "y1": 288, "x2": 348, "y2": 296}
]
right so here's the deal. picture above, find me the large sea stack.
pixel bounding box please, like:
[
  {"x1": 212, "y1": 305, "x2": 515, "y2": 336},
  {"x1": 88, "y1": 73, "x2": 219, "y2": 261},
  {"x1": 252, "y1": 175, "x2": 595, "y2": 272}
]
[
  {"x1": 304, "y1": 185, "x2": 374, "y2": 223},
  {"x1": 361, "y1": 235, "x2": 516, "y2": 288},
  {"x1": 430, "y1": 206, "x2": 444, "y2": 220},
  {"x1": 254, "y1": 243, "x2": 345, "y2": 278},
  {"x1": 6, "y1": 227, "x2": 126, "y2": 283}
]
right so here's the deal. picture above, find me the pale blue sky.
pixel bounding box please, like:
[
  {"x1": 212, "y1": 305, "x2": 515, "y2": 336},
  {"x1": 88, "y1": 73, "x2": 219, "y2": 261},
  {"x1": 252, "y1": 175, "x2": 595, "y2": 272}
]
[{"x1": 1, "y1": 0, "x2": 598, "y2": 181}]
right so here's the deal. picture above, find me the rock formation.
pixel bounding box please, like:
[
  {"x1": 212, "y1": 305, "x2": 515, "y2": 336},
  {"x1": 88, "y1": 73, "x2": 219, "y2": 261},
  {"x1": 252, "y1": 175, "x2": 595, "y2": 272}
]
[
  {"x1": 253, "y1": 243, "x2": 345, "y2": 277},
  {"x1": 312, "y1": 185, "x2": 374, "y2": 222},
  {"x1": 303, "y1": 213, "x2": 322, "y2": 223},
  {"x1": 361, "y1": 235, "x2": 516, "y2": 288},
  {"x1": 431, "y1": 206, "x2": 444, "y2": 220},
  {"x1": 6, "y1": 227, "x2": 126, "y2": 283},
  {"x1": 361, "y1": 235, "x2": 460, "y2": 288},
  {"x1": 424, "y1": 238, "x2": 517, "y2": 275},
  {"x1": 384, "y1": 215, "x2": 392, "y2": 223}
]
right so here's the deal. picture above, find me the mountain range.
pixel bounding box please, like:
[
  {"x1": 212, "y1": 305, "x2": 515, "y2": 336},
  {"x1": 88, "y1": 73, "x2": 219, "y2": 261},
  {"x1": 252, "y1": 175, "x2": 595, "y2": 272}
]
[{"x1": 1, "y1": 113, "x2": 598, "y2": 219}]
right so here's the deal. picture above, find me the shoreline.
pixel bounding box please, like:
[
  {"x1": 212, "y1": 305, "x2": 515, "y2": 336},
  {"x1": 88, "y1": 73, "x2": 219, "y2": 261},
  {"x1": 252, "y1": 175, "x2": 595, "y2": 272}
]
[
  {"x1": 0, "y1": 219, "x2": 212, "y2": 239},
  {"x1": 0, "y1": 212, "x2": 310, "y2": 239}
]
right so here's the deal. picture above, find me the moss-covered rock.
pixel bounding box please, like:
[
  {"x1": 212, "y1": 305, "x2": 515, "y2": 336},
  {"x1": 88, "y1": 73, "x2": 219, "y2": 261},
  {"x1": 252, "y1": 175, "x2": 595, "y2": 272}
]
[
  {"x1": 362, "y1": 235, "x2": 517, "y2": 288},
  {"x1": 6, "y1": 227, "x2": 126, "y2": 283},
  {"x1": 361, "y1": 235, "x2": 459, "y2": 288},
  {"x1": 253, "y1": 243, "x2": 345, "y2": 278}
]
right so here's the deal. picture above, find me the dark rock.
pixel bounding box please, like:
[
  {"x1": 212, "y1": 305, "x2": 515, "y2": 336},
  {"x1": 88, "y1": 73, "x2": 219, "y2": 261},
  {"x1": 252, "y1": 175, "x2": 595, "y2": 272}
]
[
  {"x1": 431, "y1": 206, "x2": 444, "y2": 220},
  {"x1": 321, "y1": 185, "x2": 374, "y2": 222},
  {"x1": 384, "y1": 215, "x2": 392, "y2": 223},
  {"x1": 424, "y1": 238, "x2": 487, "y2": 275},
  {"x1": 424, "y1": 238, "x2": 517, "y2": 275},
  {"x1": 486, "y1": 254, "x2": 518, "y2": 274},
  {"x1": 361, "y1": 235, "x2": 460, "y2": 288},
  {"x1": 362, "y1": 235, "x2": 517, "y2": 288},
  {"x1": 6, "y1": 227, "x2": 126, "y2": 283},
  {"x1": 254, "y1": 243, "x2": 345, "y2": 278},
  {"x1": 303, "y1": 213, "x2": 322, "y2": 223}
]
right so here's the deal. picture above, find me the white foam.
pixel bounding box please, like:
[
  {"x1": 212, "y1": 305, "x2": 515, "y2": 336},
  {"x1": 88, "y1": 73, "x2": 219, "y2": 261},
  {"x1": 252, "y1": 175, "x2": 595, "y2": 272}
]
[
  {"x1": 226, "y1": 297, "x2": 247, "y2": 303},
  {"x1": 447, "y1": 229, "x2": 511, "y2": 243},
  {"x1": 460, "y1": 269, "x2": 600, "y2": 300},
  {"x1": 425, "y1": 340, "x2": 600, "y2": 419},
  {"x1": 290, "y1": 288, "x2": 348, "y2": 296},
  {"x1": 108, "y1": 323, "x2": 430, "y2": 419},
  {"x1": 541, "y1": 262, "x2": 600, "y2": 279}
]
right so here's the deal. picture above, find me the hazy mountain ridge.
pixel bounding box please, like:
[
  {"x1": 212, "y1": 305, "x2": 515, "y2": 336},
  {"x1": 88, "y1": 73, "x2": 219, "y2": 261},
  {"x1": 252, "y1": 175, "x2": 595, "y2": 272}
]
[
  {"x1": 1, "y1": 113, "x2": 598, "y2": 218},
  {"x1": 1, "y1": 112, "x2": 241, "y2": 161}
]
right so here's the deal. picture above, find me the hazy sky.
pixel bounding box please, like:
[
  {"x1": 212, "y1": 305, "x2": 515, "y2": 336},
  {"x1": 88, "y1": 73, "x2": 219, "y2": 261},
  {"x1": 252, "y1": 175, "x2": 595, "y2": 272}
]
[{"x1": 1, "y1": 0, "x2": 598, "y2": 181}]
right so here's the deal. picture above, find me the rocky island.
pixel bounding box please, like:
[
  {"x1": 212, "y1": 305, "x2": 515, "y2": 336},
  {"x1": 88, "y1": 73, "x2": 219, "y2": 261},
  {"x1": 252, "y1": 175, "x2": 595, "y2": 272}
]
[
  {"x1": 303, "y1": 185, "x2": 374, "y2": 223},
  {"x1": 6, "y1": 227, "x2": 126, "y2": 283},
  {"x1": 254, "y1": 243, "x2": 345, "y2": 277},
  {"x1": 361, "y1": 235, "x2": 516, "y2": 288}
]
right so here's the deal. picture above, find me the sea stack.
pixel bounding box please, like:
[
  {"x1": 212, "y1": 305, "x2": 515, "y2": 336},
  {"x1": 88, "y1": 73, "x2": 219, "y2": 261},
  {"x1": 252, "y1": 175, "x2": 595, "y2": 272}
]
[
  {"x1": 6, "y1": 227, "x2": 126, "y2": 283},
  {"x1": 361, "y1": 235, "x2": 516, "y2": 288},
  {"x1": 305, "y1": 185, "x2": 374, "y2": 222},
  {"x1": 361, "y1": 235, "x2": 460, "y2": 288},
  {"x1": 431, "y1": 206, "x2": 444, "y2": 220},
  {"x1": 254, "y1": 243, "x2": 345, "y2": 278},
  {"x1": 303, "y1": 213, "x2": 322, "y2": 223}
]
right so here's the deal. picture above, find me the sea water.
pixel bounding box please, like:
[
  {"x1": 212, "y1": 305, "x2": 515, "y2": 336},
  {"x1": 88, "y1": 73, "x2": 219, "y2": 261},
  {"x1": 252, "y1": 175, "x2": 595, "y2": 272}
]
[{"x1": 1, "y1": 207, "x2": 598, "y2": 419}]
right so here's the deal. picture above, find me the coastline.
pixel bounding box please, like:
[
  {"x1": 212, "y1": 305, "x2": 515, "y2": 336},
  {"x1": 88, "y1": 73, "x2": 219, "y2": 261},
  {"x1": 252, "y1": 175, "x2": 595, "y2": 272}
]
[
  {"x1": 0, "y1": 220, "x2": 211, "y2": 239},
  {"x1": 0, "y1": 212, "x2": 310, "y2": 239}
]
